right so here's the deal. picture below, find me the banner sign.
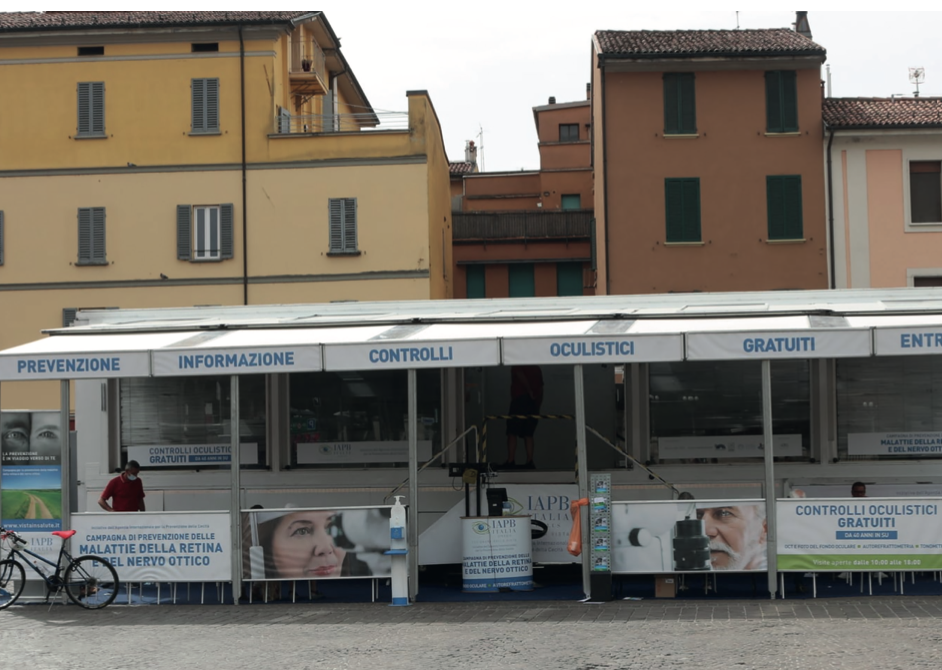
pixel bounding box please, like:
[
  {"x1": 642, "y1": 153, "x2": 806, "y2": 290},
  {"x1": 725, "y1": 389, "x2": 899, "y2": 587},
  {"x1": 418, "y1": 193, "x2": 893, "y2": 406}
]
[
  {"x1": 0, "y1": 352, "x2": 150, "y2": 381},
  {"x1": 658, "y1": 434, "x2": 803, "y2": 459},
  {"x1": 461, "y1": 516, "x2": 533, "y2": 592},
  {"x1": 848, "y1": 432, "x2": 942, "y2": 456},
  {"x1": 502, "y1": 335, "x2": 684, "y2": 365},
  {"x1": 686, "y1": 330, "x2": 871, "y2": 361},
  {"x1": 789, "y1": 484, "x2": 942, "y2": 498},
  {"x1": 242, "y1": 506, "x2": 392, "y2": 581},
  {"x1": 777, "y1": 498, "x2": 942, "y2": 571},
  {"x1": 324, "y1": 339, "x2": 499, "y2": 371},
  {"x1": 874, "y1": 327, "x2": 942, "y2": 356},
  {"x1": 70, "y1": 512, "x2": 231, "y2": 582},
  {"x1": 297, "y1": 440, "x2": 432, "y2": 464},
  {"x1": 152, "y1": 346, "x2": 321, "y2": 377},
  {"x1": 127, "y1": 443, "x2": 259, "y2": 467},
  {"x1": 419, "y1": 485, "x2": 578, "y2": 564},
  {"x1": 611, "y1": 500, "x2": 768, "y2": 573}
]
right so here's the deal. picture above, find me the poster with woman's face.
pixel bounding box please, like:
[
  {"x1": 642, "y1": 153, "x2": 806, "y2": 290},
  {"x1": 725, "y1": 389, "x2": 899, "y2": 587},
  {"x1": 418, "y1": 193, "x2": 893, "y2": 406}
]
[{"x1": 241, "y1": 507, "x2": 393, "y2": 581}]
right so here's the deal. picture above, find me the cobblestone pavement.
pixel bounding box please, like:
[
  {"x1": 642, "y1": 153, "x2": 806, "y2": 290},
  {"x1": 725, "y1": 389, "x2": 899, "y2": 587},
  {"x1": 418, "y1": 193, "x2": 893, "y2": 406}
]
[{"x1": 4, "y1": 597, "x2": 942, "y2": 669}]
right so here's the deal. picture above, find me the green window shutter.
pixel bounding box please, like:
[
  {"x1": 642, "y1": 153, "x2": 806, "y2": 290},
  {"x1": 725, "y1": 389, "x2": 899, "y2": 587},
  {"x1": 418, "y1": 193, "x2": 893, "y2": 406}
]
[
  {"x1": 508, "y1": 263, "x2": 535, "y2": 297},
  {"x1": 556, "y1": 262, "x2": 583, "y2": 296},
  {"x1": 767, "y1": 175, "x2": 803, "y2": 239},
  {"x1": 766, "y1": 71, "x2": 797, "y2": 132},
  {"x1": 665, "y1": 178, "x2": 700, "y2": 242},
  {"x1": 220, "y1": 203, "x2": 234, "y2": 259},
  {"x1": 466, "y1": 264, "x2": 486, "y2": 299},
  {"x1": 177, "y1": 204, "x2": 192, "y2": 260},
  {"x1": 780, "y1": 71, "x2": 798, "y2": 132},
  {"x1": 0, "y1": 210, "x2": 4, "y2": 266},
  {"x1": 765, "y1": 71, "x2": 782, "y2": 132},
  {"x1": 342, "y1": 198, "x2": 357, "y2": 251},
  {"x1": 328, "y1": 198, "x2": 344, "y2": 251},
  {"x1": 664, "y1": 73, "x2": 695, "y2": 134}
]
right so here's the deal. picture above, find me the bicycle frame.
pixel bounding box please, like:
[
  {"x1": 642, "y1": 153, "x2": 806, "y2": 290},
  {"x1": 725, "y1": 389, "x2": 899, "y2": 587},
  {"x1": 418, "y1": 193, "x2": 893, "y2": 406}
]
[{"x1": 3, "y1": 535, "x2": 72, "y2": 588}]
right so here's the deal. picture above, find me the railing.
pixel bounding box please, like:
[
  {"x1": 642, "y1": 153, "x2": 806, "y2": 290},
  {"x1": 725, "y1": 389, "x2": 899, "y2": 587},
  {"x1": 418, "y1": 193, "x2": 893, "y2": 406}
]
[
  {"x1": 273, "y1": 111, "x2": 408, "y2": 135},
  {"x1": 453, "y1": 210, "x2": 594, "y2": 240},
  {"x1": 290, "y1": 38, "x2": 326, "y2": 80}
]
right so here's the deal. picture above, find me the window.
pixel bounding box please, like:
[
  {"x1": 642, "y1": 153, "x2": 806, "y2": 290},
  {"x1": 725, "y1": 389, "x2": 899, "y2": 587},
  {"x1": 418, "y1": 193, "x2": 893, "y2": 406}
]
[
  {"x1": 766, "y1": 175, "x2": 803, "y2": 240},
  {"x1": 192, "y1": 43, "x2": 219, "y2": 53},
  {"x1": 561, "y1": 194, "x2": 581, "y2": 210},
  {"x1": 0, "y1": 210, "x2": 4, "y2": 266},
  {"x1": 559, "y1": 124, "x2": 579, "y2": 142},
  {"x1": 466, "y1": 265, "x2": 486, "y2": 298},
  {"x1": 914, "y1": 277, "x2": 942, "y2": 287},
  {"x1": 76, "y1": 82, "x2": 105, "y2": 137},
  {"x1": 557, "y1": 262, "x2": 583, "y2": 296},
  {"x1": 508, "y1": 263, "x2": 535, "y2": 297},
  {"x1": 191, "y1": 78, "x2": 219, "y2": 133},
  {"x1": 77, "y1": 207, "x2": 106, "y2": 265},
  {"x1": 664, "y1": 178, "x2": 701, "y2": 243},
  {"x1": 663, "y1": 73, "x2": 696, "y2": 135},
  {"x1": 62, "y1": 308, "x2": 78, "y2": 327},
  {"x1": 77, "y1": 46, "x2": 104, "y2": 56},
  {"x1": 765, "y1": 70, "x2": 798, "y2": 133},
  {"x1": 911, "y1": 161, "x2": 942, "y2": 224},
  {"x1": 328, "y1": 198, "x2": 358, "y2": 254},
  {"x1": 176, "y1": 204, "x2": 234, "y2": 261}
]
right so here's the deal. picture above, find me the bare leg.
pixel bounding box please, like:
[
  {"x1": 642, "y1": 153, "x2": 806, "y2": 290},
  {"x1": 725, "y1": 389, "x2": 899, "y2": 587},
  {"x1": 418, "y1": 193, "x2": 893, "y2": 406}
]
[
  {"x1": 524, "y1": 437, "x2": 535, "y2": 465},
  {"x1": 506, "y1": 434, "x2": 518, "y2": 464}
]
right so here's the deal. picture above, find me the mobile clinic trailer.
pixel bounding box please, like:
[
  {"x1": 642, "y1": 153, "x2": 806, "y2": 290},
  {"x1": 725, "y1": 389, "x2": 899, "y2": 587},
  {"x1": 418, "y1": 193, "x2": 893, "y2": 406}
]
[{"x1": 4, "y1": 288, "x2": 942, "y2": 602}]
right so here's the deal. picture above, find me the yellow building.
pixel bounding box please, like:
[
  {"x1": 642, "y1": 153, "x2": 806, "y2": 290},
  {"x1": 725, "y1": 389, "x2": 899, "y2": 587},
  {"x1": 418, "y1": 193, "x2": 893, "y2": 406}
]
[{"x1": 0, "y1": 11, "x2": 452, "y2": 408}]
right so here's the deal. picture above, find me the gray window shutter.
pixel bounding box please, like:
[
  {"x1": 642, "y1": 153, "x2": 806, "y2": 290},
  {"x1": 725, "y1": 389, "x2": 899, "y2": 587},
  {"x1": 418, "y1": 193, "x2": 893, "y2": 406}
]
[
  {"x1": 62, "y1": 308, "x2": 78, "y2": 328},
  {"x1": 206, "y1": 78, "x2": 219, "y2": 130},
  {"x1": 92, "y1": 82, "x2": 105, "y2": 134},
  {"x1": 220, "y1": 203, "x2": 234, "y2": 259},
  {"x1": 91, "y1": 207, "x2": 106, "y2": 263},
  {"x1": 78, "y1": 208, "x2": 92, "y2": 263},
  {"x1": 0, "y1": 210, "x2": 4, "y2": 266},
  {"x1": 191, "y1": 78, "x2": 205, "y2": 131},
  {"x1": 329, "y1": 198, "x2": 343, "y2": 251},
  {"x1": 342, "y1": 198, "x2": 357, "y2": 251},
  {"x1": 78, "y1": 82, "x2": 90, "y2": 134},
  {"x1": 177, "y1": 205, "x2": 192, "y2": 260},
  {"x1": 278, "y1": 106, "x2": 291, "y2": 133},
  {"x1": 77, "y1": 82, "x2": 104, "y2": 135}
]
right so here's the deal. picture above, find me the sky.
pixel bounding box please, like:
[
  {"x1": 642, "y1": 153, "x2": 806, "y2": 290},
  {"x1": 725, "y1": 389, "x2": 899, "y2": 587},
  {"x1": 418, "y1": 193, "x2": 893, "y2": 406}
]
[{"x1": 13, "y1": 5, "x2": 942, "y2": 171}]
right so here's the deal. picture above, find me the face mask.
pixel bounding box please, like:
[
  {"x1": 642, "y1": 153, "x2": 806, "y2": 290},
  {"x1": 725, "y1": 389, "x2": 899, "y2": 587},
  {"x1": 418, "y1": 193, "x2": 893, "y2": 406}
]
[{"x1": 127, "y1": 474, "x2": 138, "y2": 481}]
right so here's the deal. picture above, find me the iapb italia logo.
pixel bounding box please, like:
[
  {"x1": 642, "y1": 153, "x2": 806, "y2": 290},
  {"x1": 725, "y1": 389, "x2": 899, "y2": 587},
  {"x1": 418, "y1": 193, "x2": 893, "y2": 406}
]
[{"x1": 472, "y1": 521, "x2": 490, "y2": 534}]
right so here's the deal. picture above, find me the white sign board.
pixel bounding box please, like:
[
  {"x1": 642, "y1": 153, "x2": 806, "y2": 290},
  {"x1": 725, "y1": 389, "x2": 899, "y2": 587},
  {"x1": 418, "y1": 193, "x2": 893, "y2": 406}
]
[
  {"x1": 874, "y1": 328, "x2": 942, "y2": 356},
  {"x1": 461, "y1": 516, "x2": 533, "y2": 591},
  {"x1": 127, "y1": 443, "x2": 258, "y2": 467},
  {"x1": 848, "y1": 432, "x2": 942, "y2": 457},
  {"x1": 153, "y1": 347, "x2": 321, "y2": 377},
  {"x1": 0, "y1": 353, "x2": 150, "y2": 380},
  {"x1": 70, "y1": 512, "x2": 231, "y2": 582},
  {"x1": 658, "y1": 434, "x2": 803, "y2": 459},
  {"x1": 296, "y1": 440, "x2": 432, "y2": 464},
  {"x1": 419, "y1": 485, "x2": 578, "y2": 565},
  {"x1": 686, "y1": 330, "x2": 871, "y2": 360},
  {"x1": 324, "y1": 339, "x2": 499, "y2": 371},
  {"x1": 502, "y1": 335, "x2": 684, "y2": 365}
]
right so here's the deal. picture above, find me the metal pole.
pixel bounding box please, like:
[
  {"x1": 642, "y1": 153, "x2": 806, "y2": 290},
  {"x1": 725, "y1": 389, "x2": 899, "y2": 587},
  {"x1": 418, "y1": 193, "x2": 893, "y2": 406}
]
[
  {"x1": 574, "y1": 364, "x2": 590, "y2": 599},
  {"x1": 762, "y1": 360, "x2": 778, "y2": 599},
  {"x1": 230, "y1": 374, "x2": 242, "y2": 605},
  {"x1": 61, "y1": 380, "x2": 71, "y2": 528},
  {"x1": 408, "y1": 369, "x2": 419, "y2": 601}
]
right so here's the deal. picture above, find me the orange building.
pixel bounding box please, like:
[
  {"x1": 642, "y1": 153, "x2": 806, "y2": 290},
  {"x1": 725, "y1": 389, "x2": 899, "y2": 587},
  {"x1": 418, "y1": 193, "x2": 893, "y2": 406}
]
[
  {"x1": 592, "y1": 24, "x2": 829, "y2": 294},
  {"x1": 452, "y1": 96, "x2": 595, "y2": 298}
]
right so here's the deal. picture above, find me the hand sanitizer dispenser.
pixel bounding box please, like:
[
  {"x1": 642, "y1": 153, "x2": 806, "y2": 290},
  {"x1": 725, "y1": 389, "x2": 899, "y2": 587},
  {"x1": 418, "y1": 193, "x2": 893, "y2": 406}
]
[{"x1": 384, "y1": 496, "x2": 410, "y2": 606}]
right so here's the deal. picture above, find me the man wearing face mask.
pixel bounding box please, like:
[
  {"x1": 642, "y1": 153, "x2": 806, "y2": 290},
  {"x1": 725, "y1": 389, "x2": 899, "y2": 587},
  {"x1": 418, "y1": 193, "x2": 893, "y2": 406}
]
[{"x1": 98, "y1": 460, "x2": 146, "y2": 512}]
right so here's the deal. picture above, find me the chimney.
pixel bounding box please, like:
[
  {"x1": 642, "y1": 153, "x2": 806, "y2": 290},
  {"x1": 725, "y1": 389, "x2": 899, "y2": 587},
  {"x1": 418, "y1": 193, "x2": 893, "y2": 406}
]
[
  {"x1": 465, "y1": 140, "x2": 477, "y2": 166},
  {"x1": 548, "y1": 96, "x2": 556, "y2": 105},
  {"x1": 794, "y1": 11, "x2": 812, "y2": 39}
]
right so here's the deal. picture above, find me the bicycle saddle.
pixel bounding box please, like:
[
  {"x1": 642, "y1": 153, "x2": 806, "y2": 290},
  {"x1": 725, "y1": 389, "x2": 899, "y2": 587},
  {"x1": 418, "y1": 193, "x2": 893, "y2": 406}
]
[{"x1": 52, "y1": 530, "x2": 77, "y2": 539}]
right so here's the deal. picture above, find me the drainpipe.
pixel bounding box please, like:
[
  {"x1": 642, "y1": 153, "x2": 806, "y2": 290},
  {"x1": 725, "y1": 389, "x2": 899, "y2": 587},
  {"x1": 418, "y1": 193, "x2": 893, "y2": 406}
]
[
  {"x1": 239, "y1": 26, "x2": 249, "y2": 305},
  {"x1": 825, "y1": 124, "x2": 836, "y2": 289},
  {"x1": 600, "y1": 63, "x2": 611, "y2": 294}
]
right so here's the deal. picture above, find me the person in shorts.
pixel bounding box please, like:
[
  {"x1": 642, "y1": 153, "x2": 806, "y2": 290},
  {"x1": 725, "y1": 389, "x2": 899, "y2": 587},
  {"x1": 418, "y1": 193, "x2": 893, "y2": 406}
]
[{"x1": 504, "y1": 365, "x2": 543, "y2": 469}]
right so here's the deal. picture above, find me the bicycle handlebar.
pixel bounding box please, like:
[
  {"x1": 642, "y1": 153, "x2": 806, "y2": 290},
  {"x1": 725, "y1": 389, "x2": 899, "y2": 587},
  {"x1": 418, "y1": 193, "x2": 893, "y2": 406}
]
[{"x1": 0, "y1": 527, "x2": 27, "y2": 545}]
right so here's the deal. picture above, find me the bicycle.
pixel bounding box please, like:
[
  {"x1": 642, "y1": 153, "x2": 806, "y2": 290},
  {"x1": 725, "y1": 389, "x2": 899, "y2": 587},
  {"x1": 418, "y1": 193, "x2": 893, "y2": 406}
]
[{"x1": 0, "y1": 526, "x2": 120, "y2": 610}]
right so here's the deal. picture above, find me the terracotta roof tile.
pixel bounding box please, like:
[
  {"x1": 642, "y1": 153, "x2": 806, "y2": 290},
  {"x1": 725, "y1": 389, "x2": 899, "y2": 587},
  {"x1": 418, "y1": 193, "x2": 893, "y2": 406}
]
[
  {"x1": 449, "y1": 162, "x2": 476, "y2": 175},
  {"x1": 824, "y1": 98, "x2": 942, "y2": 129},
  {"x1": 0, "y1": 11, "x2": 308, "y2": 32},
  {"x1": 595, "y1": 28, "x2": 825, "y2": 60}
]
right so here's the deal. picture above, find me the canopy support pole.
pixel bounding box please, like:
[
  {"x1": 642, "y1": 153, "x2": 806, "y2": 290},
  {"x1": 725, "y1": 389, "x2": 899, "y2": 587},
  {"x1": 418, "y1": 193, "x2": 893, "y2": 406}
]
[
  {"x1": 408, "y1": 368, "x2": 419, "y2": 602},
  {"x1": 762, "y1": 359, "x2": 778, "y2": 599},
  {"x1": 574, "y1": 364, "x2": 590, "y2": 599},
  {"x1": 229, "y1": 374, "x2": 242, "y2": 605},
  {"x1": 61, "y1": 380, "x2": 71, "y2": 527}
]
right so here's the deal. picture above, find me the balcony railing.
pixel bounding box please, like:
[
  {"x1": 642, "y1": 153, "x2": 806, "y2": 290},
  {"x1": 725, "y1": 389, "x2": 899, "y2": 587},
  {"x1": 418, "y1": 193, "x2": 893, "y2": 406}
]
[
  {"x1": 273, "y1": 111, "x2": 408, "y2": 135},
  {"x1": 290, "y1": 39, "x2": 326, "y2": 79},
  {"x1": 453, "y1": 210, "x2": 594, "y2": 241}
]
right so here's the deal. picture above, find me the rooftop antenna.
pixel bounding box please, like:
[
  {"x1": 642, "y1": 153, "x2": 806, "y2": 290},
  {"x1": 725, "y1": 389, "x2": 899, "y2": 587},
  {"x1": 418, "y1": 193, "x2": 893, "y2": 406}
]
[
  {"x1": 909, "y1": 67, "x2": 925, "y2": 97},
  {"x1": 476, "y1": 124, "x2": 485, "y2": 172},
  {"x1": 735, "y1": 11, "x2": 740, "y2": 29}
]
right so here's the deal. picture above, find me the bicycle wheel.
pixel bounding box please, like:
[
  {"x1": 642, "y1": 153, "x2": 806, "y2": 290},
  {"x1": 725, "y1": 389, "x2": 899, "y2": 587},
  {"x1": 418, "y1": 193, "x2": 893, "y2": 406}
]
[
  {"x1": 0, "y1": 559, "x2": 26, "y2": 610},
  {"x1": 64, "y1": 555, "x2": 119, "y2": 609}
]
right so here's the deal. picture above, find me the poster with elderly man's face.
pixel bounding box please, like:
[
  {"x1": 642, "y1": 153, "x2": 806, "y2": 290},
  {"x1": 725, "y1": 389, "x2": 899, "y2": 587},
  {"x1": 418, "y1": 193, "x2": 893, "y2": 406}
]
[{"x1": 611, "y1": 500, "x2": 768, "y2": 573}]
